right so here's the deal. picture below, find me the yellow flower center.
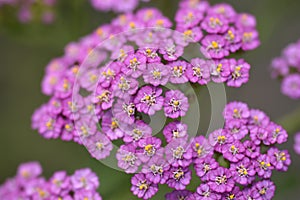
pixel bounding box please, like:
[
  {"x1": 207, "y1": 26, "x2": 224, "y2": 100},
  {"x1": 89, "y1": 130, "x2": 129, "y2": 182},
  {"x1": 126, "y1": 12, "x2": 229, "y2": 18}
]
[{"x1": 211, "y1": 41, "x2": 219, "y2": 49}]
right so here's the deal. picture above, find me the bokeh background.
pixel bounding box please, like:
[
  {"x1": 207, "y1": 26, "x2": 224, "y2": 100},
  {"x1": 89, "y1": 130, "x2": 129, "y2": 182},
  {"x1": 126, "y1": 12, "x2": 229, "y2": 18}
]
[{"x1": 1, "y1": 0, "x2": 300, "y2": 199}]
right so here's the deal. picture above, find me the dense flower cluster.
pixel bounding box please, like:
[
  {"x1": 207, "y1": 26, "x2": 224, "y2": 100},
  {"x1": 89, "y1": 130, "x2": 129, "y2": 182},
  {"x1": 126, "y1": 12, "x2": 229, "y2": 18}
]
[
  {"x1": 0, "y1": 0, "x2": 56, "y2": 23},
  {"x1": 90, "y1": 0, "x2": 149, "y2": 13},
  {"x1": 31, "y1": 1, "x2": 264, "y2": 199},
  {"x1": 0, "y1": 162, "x2": 102, "y2": 199},
  {"x1": 129, "y1": 101, "x2": 290, "y2": 199},
  {"x1": 271, "y1": 39, "x2": 300, "y2": 99},
  {"x1": 175, "y1": 0, "x2": 260, "y2": 57},
  {"x1": 32, "y1": 0, "x2": 258, "y2": 147}
]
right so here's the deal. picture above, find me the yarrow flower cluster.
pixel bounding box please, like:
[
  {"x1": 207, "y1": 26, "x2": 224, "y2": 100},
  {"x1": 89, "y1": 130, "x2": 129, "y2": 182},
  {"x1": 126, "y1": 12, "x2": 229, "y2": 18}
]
[
  {"x1": 0, "y1": 162, "x2": 102, "y2": 199},
  {"x1": 30, "y1": 0, "x2": 266, "y2": 199},
  {"x1": 271, "y1": 39, "x2": 300, "y2": 99},
  {"x1": 90, "y1": 0, "x2": 150, "y2": 13},
  {"x1": 0, "y1": 0, "x2": 56, "y2": 23},
  {"x1": 129, "y1": 101, "x2": 290, "y2": 199},
  {"x1": 175, "y1": 0, "x2": 260, "y2": 60},
  {"x1": 32, "y1": 0, "x2": 258, "y2": 145}
]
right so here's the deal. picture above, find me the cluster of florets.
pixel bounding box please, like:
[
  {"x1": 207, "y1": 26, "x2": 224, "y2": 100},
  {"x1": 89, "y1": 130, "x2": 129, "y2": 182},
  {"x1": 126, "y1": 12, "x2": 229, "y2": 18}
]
[
  {"x1": 32, "y1": 1, "x2": 258, "y2": 147},
  {"x1": 0, "y1": 162, "x2": 102, "y2": 199},
  {"x1": 129, "y1": 101, "x2": 290, "y2": 199},
  {"x1": 271, "y1": 39, "x2": 300, "y2": 99},
  {"x1": 0, "y1": 0, "x2": 56, "y2": 23},
  {"x1": 90, "y1": 0, "x2": 150, "y2": 13},
  {"x1": 31, "y1": 1, "x2": 264, "y2": 199},
  {"x1": 175, "y1": 0, "x2": 260, "y2": 57}
]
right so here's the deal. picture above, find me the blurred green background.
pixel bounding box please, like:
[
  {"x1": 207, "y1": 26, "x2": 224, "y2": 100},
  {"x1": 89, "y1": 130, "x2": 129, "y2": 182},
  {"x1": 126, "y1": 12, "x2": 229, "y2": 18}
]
[{"x1": 1, "y1": 0, "x2": 300, "y2": 199}]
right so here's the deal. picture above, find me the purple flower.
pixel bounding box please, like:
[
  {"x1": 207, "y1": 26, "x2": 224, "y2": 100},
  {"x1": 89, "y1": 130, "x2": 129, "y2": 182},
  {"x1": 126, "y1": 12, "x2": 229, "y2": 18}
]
[
  {"x1": 201, "y1": 35, "x2": 229, "y2": 59},
  {"x1": 243, "y1": 140, "x2": 260, "y2": 159},
  {"x1": 210, "y1": 59, "x2": 231, "y2": 83},
  {"x1": 270, "y1": 58, "x2": 289, "y2": 78},
  {"x1": 225, "y1": 120, "x2": 248, "y2": 140},
  {"x1": 149, "y1": 17, "x2": 173, "y2": 29},
  {"x1": 49, "y1": 171, "x2": 70, "y2": 195},
  {"x1": 79, "y1": 69, "x2": 100, "y2": 91},
  {"x1": 98, "y1": 62, "x2": 120, "y2": 88},
  {"x1": 281, "y1": 74, "x2": 300, "y2": 99},
  {"x1": 55, "y1": 78, "x2": 73, "y2": 99},
  {"x1": 241, "y1": 30, "x2": 260, "y2": 51},
  {"x1": 224, "y1": 28, "x2": 242, "y2": 53},
  {"x1": 1, "y1": 163, "x2": 102, "y2": 199},
  {"x1": 164, "y1": 90, "x2": 189, "y2": 118},
  {"x1": 17, "y1": 162, "x2": 42, "y2": 181},
  {"x1": 248, "y1": 109, "x2": 270, "y2": 128},
  {"x1": 283, "y1": 42, "x2": 300, "y2": 67},
  {"x1": 73, "y1": 190, "x2": 102, "y2": 200},
  {"x1": 142, "y1": 155, "x2": 170, "y2": 184},
  {"x1": 113, "y1": 98, "x2": 136, "y2": 124},
  {"x1": 208, "y1": 129, "x2": 233, "y2": 153},
  {"x1": 223, "y1": 140, "x2": 245, "y2": 162},
  {"x1": 138, "y1": 48, "x2": 161, "y2": 63},
  {"x1": 242, "y1": 187, "x2": 260, "y2": 200},
  {"x1": 163, "y1": 121, "x2": 188, "y2": 143},
  {"x1": 168, "y1": 60, "x2": 189, "y2": 84},
  {"x1": 84, "y1": 132, "x2": 113, "y2": 160},
  {"x1": 111, "y1": 45, "x2": 134, "y2": 62},
  {"x1": 194, "y1": 156, "x2": 219, "y2": 181},
  {"x1": 123, "y1": 120, "x2": 152, "y2": 144},
  {"x1": 102, "y1": 111, "x2": 125, "y2": 140},
  {"x1": 226, "y1": 59, "x2": 250, "y2": 87},
  {"x1": 122, "y1": 52, "x2": 147, "y2": 78},
  {"x1": 71, "y1": 168, "x2": 99, "y2": 191},
  {"x1": 222, "y1": 186, "x2": 243, "y2": 200},
  {"x1": 165, "y1": 190, "x2": 192, "y2": 200},
  {"x1": 208, "y1": 167, "x2": 234, "y2": 193},
  {"x1": 138, "y1": 137, "x2": 162, "y2": 163},
  {"x1": 209, "y1": 3, "x2": 237, "y2": 22},
  {"x1": 62, "y1": 97, "x2": 84, "y2": 121},
  {"x1": 201, "y1": 15, "x2": 229, "y2": 34},
  {"x1": 48, "y1": 98, "x2": 63, "y2": 115},
  {"x1": 134, "y1": 86, "x2": 164, "y2": 116},
  {"x1": 160, "y1": 39, "x2": 184, "y2": 61},
  {"x1": 113, "y1": 75, "x2": 139, "y2": 99},
  {"x1": 255, "y1": 154, "x2": 273, "y2": 179},
  {"x1": 116, "y1": 144, "x2": 141, "y2": 173},
  {"x1": 166, "y1": 167, "x2": 192, "y2": 190},
  {"x1": 229, "y1": 157, "x2": 256, "y2": 185},
  {"x1": 61, "y1": 120, "x2": 76, "y2": 141},
  {"x1": 92, "y1": 88, "x2": 114, "y2": 111},
  {"x1": 74, "y1": 117, "x2": 97, "y2": 140},
  {"x1": 143, "y1": 62, "x2": 169, "y2": 86},
  {"x1": 265, "y1": 123, "x2": 288, "y2": 145},
  {"x1": 175, "y1": 27, "x2": 203, "y2": 46},
  {"x1": 191, "y1": 136, "x2": 213, "y2": 160},
  {"x1": 254, "y1": 180, "x2": 275, "y2": 200},
  {"x1": 223, "y1": 101, "x2": 250, "y2": 123},
  {"x1": 187, "y1": 58, "x2": 211, "y2": 85},
  {"x1": 250, "y1": 127, "x2": 268, "y2": 146},
  {"x1": 175, "y1": 8, "x2": 203, "y2": 29},
  {"x1": 131, "y1": 173, "x2": 158, "y2": 199},
  {"x1": 236, "y1": 13, "x2": 257, "y2": 30},
  {"x1": 38, "y1": 115, "x2": 63, "y2": 139},
  {"x1": 196, "y1": 184, "x2": 221, "y2": 200},
  {"x1": 267, "y1": 148, "x2": 291, "y2": 171},
  {"x1": 165, "y1": 138, "x2": 193, "y2": 167}
]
